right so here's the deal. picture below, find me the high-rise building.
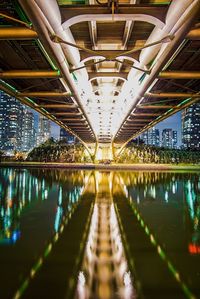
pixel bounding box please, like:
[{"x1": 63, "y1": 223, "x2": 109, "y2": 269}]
[
  {"x1": 148, "y1": 127, "x2": 160, "y2": 147},
  {"x1": 140, "y1": 130, "x2": 149, "y2": 145},
  {"x1": 21, "y1": 110, "x2": 35, "y2": 152},
  {"x1": 162, "y1": 129, "x2": 178, "y2": 149},
  {"x1": 172, "y1": 130, "x2": 178, "y2": 149},
  {"x1": 60, "y1": 128, "x2": 75, "y2": 144},
  {"x1": 36, "y1": 115, "x2": 51, "y2": 146},
  {"x1": 182, "y1": 103, "x2": 200, "y2": 149},
  {"x1": 0, "y1": 91, "x2": 23, "y2": 152},
  {"x1": 140, "y1": 127, "x2": 160, "y2": 147}
]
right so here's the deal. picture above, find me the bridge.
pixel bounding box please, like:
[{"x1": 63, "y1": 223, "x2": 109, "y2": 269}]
[{"x1": 0, "y1": 0, "x2": 200, "y2": 160}]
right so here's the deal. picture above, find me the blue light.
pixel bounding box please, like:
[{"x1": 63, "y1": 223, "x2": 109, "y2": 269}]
[{"x1": 12, "y1": 230, "x2": 21, "y2": 243}]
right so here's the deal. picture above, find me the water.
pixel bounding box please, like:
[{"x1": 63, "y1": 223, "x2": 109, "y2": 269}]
[{"x1": 0, "y1": 168, "x2": 200, "y2": 299}]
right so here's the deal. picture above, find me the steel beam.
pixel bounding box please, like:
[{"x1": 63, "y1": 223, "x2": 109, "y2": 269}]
[
  {"x1": 120, "y1": 126, "x2": 138, "y2": 133},
  {"x1": 68, "y1": 126, "x2": 89, "y2": 128},
  {"x1": 124, "y1": 124, "x2": 146, "y2": 126},
  {"x1": 68, "y1": 123, "x2": 88, "y2": 126},
  {"x1": 0, "y1": 27, "x2": 38, "y2": 40},
  {"x1": 19, "y1": 91, "x2": 70, "y2": 97},
  {"x1": 127, "y1": 119, "x2": 151, "y2": 122},
  {"x1": 138, "y1": 105, "x2": 173, "y2": 109},
  {"x1": 124, "y1": 122, "x2": 145, "y2": 125},
  {"x1": 116, "y1": 134, "x2": 135, "y2": 136},
  {"x1": 54, "y1": 112, "x2": 81, "y2": 116},
  {"x1": 70, "y1": 124, "x2": 90, "y2": 130},
  {"x1": 89, "y1": 72, "x2": 128, "y2": 80},
  {"x1": 61, "y1": 5, "x2": 168, "y2": 24},
  {"x1": 61, "y1": 118, "x2": 85, "y2": 121},
  {"x1": 67, "y1": 124, "x2": 87, "y2": 126},
  {"x1": 80, "y1": 50, "x2": 140, "y2": 62},
  {"x1": 159, "y1": 71, "x2": 200, "y2": 80},
  {"x1": 187, "y1": 27, "x2": 200, "y2": 40},
  {"x1": 75, "y1": 129, "x2": 92, "y2": 132},
  {"x1": 0, "y1": 70, "x2": 60, "y2": 79},
  {"x1": 145, "y1": 92, "x2": 200, "y2": 98},
  {"x1": 120, "y1": 126, "x2": 141, "y2": 129},
  {"x1": 131, "y1": 113, "x2": 160, "y2": 117},
  {"x1": 38, "y1": 104, "x2": 77, "y2": 108}
]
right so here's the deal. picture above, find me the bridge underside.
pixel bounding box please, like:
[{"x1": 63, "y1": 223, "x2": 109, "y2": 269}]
[{"x1": 0, "y1": 0, "x2": 200, "y2": 159}]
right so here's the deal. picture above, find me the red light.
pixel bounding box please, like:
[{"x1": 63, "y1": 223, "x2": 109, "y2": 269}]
[{"x1": 188, "y1": 244, "x2": 200, "y2": 254}]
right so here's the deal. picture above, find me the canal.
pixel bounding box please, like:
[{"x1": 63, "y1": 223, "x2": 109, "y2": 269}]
[{"x1": 0, "y1": 168, "x2": 200, "y2": 299}]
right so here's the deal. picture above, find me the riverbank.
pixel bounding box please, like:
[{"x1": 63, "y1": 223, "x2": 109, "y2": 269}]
[{"x1": 1, "y1": 161, "x2": 200, "y2": 171}]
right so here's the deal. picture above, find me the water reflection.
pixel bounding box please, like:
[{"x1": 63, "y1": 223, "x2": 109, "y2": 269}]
[
  {"x1": 184, "y1": 180, "x2": 200, "y2": 255},
  {"x1": 116, "y1": 171, "x2": 200, "y2": 255},
  {"x1": 75, "y1": 172, "x2": 136, "y2": 299},
  {"x1": 0, "y1": 167, "x2": 93, "y2": 299},
  {"x1": 0, "y1": 168, "x2": 88, "y2": 245},
  {"x1": 0, "y1": 168, "x2": 200, "y2": 298}
]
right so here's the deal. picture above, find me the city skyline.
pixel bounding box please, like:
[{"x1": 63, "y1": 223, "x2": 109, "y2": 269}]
[
  {"x1": 0, "y1": 91, "x2": 51, "y2": 152},
  {"x1": 51, "y1": 111, "x2": 183, "y2": 145},
  {"x1": 0, "y1": 91, "x2": 198, "y2": 151}
]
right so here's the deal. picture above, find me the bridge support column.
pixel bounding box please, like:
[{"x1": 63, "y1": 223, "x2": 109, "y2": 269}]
[{"x1": 95, "y1": 143, "x2": 113, "y2": 162}]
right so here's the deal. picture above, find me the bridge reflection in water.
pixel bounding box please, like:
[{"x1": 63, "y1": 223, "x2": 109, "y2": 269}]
[
  {"x1": 75, "y1": 172, "x2": 135, "y2": 299},
  {"x1": 0, "y1": 168, "x2": 200, "y2": 299}
]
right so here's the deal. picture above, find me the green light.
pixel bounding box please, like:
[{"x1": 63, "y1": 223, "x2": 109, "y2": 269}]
[
  {"x1": 0, "y1": 79, "x2": 17, "y2": 93},
  {"x1": 44, "y1": 244, "x2": 52, "y2": 257},
  {"x1": 156, "y1": 115, "x2": 162, "y2": 120},
  {"x1": 33, "y1": 258, "x2": 43, "y2": 272},
  {"x1": 145, "y1": 226, "x2": 150, "y2": 235},
  {"x1": 36, "y1": 40, "x2": 59, "y2": 71},
  {"x1": 41, "y1": 108, "x2": 49, "y2": 114},
  {"x1": 18, "y1": 279, "x2": 29, "y2": 298},
  {"x1": 13, "y1": 0, "x2": 31, "y2": 24},
  {"x1": 25, "y1": 97, "x2": 36, "y2": 105},
  {"x1": 0, "y1": 80, "x2": 39, "y2": 109},
  {"x1": 177, "y1": 98, "x2": 191, "y2": 107},
  {"x1": 150, "y1": 234, "x2": 156, "y2": 246},
  {"x1": 140, "y1": 219, "x2": 144, "y2": 227},
  {"x1": 158, "y1": 247, "x2": 166, "y2": 260},
  {"x1": 182, "y1": 284, "x2": 196, "y2": 299}
]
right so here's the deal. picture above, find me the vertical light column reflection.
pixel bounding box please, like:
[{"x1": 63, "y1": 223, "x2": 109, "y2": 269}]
[
  {"x1": 75, "y1": 172, "x2": 136, "y2": 299},
  {"x1": 184, "y1": 179, "x2": 200, "y2": 255}
]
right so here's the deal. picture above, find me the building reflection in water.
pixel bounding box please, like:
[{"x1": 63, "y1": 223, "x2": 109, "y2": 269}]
[{"x1": 0, "y1": 168, "x2": 88, "y2": 245}]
